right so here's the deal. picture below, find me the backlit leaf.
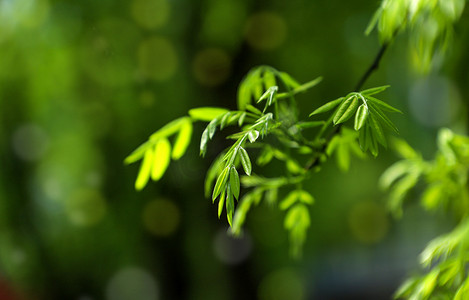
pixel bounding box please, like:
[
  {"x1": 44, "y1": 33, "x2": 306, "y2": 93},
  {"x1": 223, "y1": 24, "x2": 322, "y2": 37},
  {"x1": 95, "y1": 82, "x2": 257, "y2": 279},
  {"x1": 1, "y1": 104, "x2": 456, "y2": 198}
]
[
  {"x1": 188, "y1": 107, "x2": 229, "y2": 121},
  {"x1": 135, "y1": 148, "x2": 154, "y2": 190},
  {"x1": 239, "y1": 147, "x2": 252, "y2": 176},
  {"x1": 212, "y1": 166, "x2": 230, "y2": 201},
  {"x1": 230, "y1": 166, "x2": 240, "y2": 199},
  {"x1": 248, "y1": 130, "x2": 260, "y2": 143},
  {"x1": 309, "y1": 98, "x2": 343, "y2": 116},
  {"x1": 125, "y1": 141, "x2": 151, "y2": 165},
  {"x1": 172, "y1": 119, "x2": 192, "y2": 160},
  {"x1": 360, "y1": 85, "x2": 390, "y2": 96},
  {"x1": 333, "y1": 96, "x2": 359, "y2": 125},
  {"x1": 226, "y1": 185, "x2": 234, "y2": 226},
  {"x1": 354, "y1": 104, "x2": 368, "y2": 131},
  {"x1": 151, "y1": 138, "x2": 171, "y2": 181}
]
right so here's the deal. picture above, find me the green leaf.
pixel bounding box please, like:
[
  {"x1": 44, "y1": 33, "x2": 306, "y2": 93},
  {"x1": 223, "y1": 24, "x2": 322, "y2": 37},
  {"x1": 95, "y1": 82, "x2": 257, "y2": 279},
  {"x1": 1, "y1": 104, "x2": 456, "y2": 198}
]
[
  {"x1": 368, "y1": 102, "x2": 399, "y2": 133},
  {"x1": 298, "y1": 190, "x2": 314, "y2": 205},
  {"x1": 250, "y1": 68, "x2": 263, "y2": 100},
  {"x1": 354, "y1": 104, "x2": 368, "y2": 131},
  {"x1": 188, "y1": 107, "x2": 229, "y2": 121},
  {"x1": 280, "y1": 190, "x2": 299, "y2": 210},
  {"x1": 279, "y1": 71, "x2": 301, "y2": 89},
  {"x1": 239, "y1": 147, "x2": 252, "y2": 176},
  {"x1": 135, "y1": 148, "x2": 154, "y2": 190},
  {"x1": 263, "y1": 69, "x2": 277, "y2": 90},
  {"x1": 365, "y1": 6, "x2": 382, "y2": 35},
  {"x1": 309, "y1": 98, "x2": 343, "y2": 116},
  {"x1": 369, "y1": 114, "x2": 387, "y2": 147},
  {"x1": 212, "y1": 166, "x2": 230, "y2": 201},
  {"x1": 245, "y1": 104, "x2": 262, "y2": 115},
  {"x1": 367, "y1": 96, "x2": 402, "y2": 113},
  {"x1": 238, "y1": 112, "x2": 247, "y2": 126},
  {"x1": 295, "y1": 121, "x2": 325, "y2": 129},
  {"x1": 293, "y1": 76, "x2": 323, "y2": 94},
  {"x1": 230, "y1": 166, "x2": 240, "y2": 199},
  {"x1": 248, "y1": 130, "x2": 260, "y2": 143},
  {"x1": 125, "y1": 141, "x2": 151, "y2": 165},
  {"x1": 151, "y1": 138, "x2": 172, "y2": 181},
  {"x1": 172, "y1": 119, "x2": 192, "y2": 160},
  {"x1": 149, "y1": 118, "x2": 186, "y2": 141},
  {"x1": 237, "y1": 79, "x2": 251, "y2": 110},
  {"x1": 226, "y1": 185, "x2": 234, "y2": 226},
  {"x1": 218, "y1": 189, "x2": 225, "y2": 218},
  {"x1": 333, "y1": 95, "x2": 359, "y2": 125},
  {"x1": 205, "y1": 153, "x2": 225, "y2": 199},
  {"x1": 360, "y1": 85, "x2": 390, "y2": 96},
  {"x1": 200, "y1": 129, "x2": 209, "y2": 156}
]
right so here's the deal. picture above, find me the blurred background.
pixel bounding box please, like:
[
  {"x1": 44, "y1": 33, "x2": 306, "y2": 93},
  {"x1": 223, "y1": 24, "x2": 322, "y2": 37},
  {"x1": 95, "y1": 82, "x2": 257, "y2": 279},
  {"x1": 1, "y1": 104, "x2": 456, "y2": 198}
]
[{"x1": 0, "y1": 0, "x2": 468, "y2": 299}]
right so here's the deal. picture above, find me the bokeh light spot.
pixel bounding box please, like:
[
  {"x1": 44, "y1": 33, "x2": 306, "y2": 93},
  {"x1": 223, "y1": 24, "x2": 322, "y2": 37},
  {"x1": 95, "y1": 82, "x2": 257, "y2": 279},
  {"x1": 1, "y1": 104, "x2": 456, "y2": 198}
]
[
  {"x1": 348, "y1": 200, "x2": 389, "y2": 244},
  {"x1": 258, "y1": 268, "x2": 305, "y2": 300},
  {"x1": 106, "y1": 267, "x2": 159, "y2": 300},
  {"x1": 244, "y1": 12, "x2": 287, "y2": 51},
  {"x1": 138, "y1": 36, "x2": 178, "y2": 81},
  {"x1": 12, "y1": 124, "x2": 49, "y2": 162},
  {"x1": 213, "y1": 229, "x2": 252, "y2": 265},
  {"x1": 131, "y1": 0, "x2": 170, "y2": 30},
  {"x1": 192, "y1": 48, "x2": 232, "y2": 86},
  {"x1": 409, "y1": 75, "x2": 461, "y2": 127},
  {"x1": 65, "y1": 189, "x2": 107, "y2": 227},
  {"x1": 142, "y1": 198, "x2": 180, "y2": 237}
]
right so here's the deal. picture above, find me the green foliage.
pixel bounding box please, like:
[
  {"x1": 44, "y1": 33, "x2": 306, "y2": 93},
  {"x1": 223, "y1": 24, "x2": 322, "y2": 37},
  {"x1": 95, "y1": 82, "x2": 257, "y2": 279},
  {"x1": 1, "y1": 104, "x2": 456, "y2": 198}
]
[
  {"x1": 381, "y1": 129, "x2": 469, "y2": 299},
  {"x1": 311, "y1": 86, "x2": 401, "y2": 157},
  {"x1": 367, "y1": 0, "x2": 465, "y2": 71},
  {"x1": 127, "y1": 64, "x2": 401, "y2": 256}
]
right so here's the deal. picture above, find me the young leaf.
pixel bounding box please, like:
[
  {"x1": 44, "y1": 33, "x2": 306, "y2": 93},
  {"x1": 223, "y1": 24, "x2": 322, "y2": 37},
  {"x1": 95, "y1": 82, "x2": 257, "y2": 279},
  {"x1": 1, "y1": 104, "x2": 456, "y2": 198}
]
[
  {"x1": 360, "y1": 85, "x2": 390, "y2": 96},
  {"x1": 188, "y1": 107, "x2": 229, "y2": 121},
  {"x1": 248, "y1": 130, "x2": 260, "y2": 143},
  {"x1": 226, "y1": 185, "x2": 234, "y2": 226},
  {"x1": 333, "y1": 95, "x2": 359, "y2": 125},
  {"x1": 212, "y1": 166, "x2": 230, "y2": 201},
  {"x1": 135, "y1": 148, "x2": 154, "y2": 190},
  {"x1": 246, "y1": 104, "x2": 262, "y2": 115},
  {"x1": 354, "y1": 104, "x2": 368, "y2": 131},
  {"x1": 369, "y1": 114, "x2": 387, "y2": 147},
  {"x1": 125, "y1": 141, "x2": 151, "y2": 165},
  {"x1": 172, "y1": 119, "x2": 192, "y2": 160},
  {"x1": 200, "y1": 129, "x2": 209, "y2": 156},
  {"x1": 237, "y1": 79, "x2": 251, "y2": 110},
  {"x1": 218, "y1": 189, "x2": 226, "y2": 218},
  {"x1": 230, "y1": 166, "x2": 240, "y2": 199},
  {"x1": 151, "y1": 138, "x2": 172, "y2": 181},
  {"x1": 263, "y1": 69, "x2": 277, "y2": 90},
  {"x1": 149, "y1": 118, "x2": 186, "y2": 141},
  {"x1": 367, "y1": 102, "x2": 399, "y2": 133},
  {"x1": 239, "y1": 147, "x2": 252, "y2": 176},
  {"x1": 309, "y1": 98, "x2": 343, "y2": 116},
  {"x1": 279, "y1": 71, "x2": 301, "y2": 89},
  {"x1": 367, "y1": 96, "x2": 402, "y2": 113},
  {"x1": 250, "y1": 68, "x2": 263, "y2": 100},
  {"x1": 295, "y1": 121, "x2": 325, "y2": 129},
  {"x1": 280, "y1": 190, "x2": 299, "y2": 210}
]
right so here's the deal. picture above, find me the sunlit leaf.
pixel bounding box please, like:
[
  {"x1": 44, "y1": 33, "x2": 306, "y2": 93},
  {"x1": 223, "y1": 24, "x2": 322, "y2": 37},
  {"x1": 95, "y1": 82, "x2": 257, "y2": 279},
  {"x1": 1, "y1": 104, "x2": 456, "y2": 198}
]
[
  {"x1": 248, "y1": 130, "x2": 260, "y2": 143},
  {"x1": 200, "y1": 129, "x2": 209, "y2": 156},
  {"x1": 205, "y1": 153, "x2": 225, "y2": 199},
  {"x1": 135, "y1": 148, "x2": 154, "y2": 190},
  {"x1": 149, "y1": 118, "x2": 186, "y2": 141},
  {"x1": 125, "y1": 141, "x2": 151, "y2": 165},
  {"x1": 172, "y1": 119, "x2": 192, "y2": 160},
  {"x1": 212, "y1": 166, "x2": 230, "y2": 201},
  {"x1": 263, "y1": 69, "x2": 277, "y2": 90},
  {"x1": 354, "y1": 104, "x2": 368, "y2": 131},
  {"x1": 218, "y1": 189, "x2": 226, "y2": 218},
  {"x1": 188, "y1": 107, "x2": 229, "y2": 121},
  {"x1": 333, "y1": 95, "x2": 359, "y2": 125},
  {"x1": 309, "y1": 97, "x2": 343, "y2": 116},
  {"x1": 230, "y1": 166, "x2": 240, "y2": 199},
  {"x1": 280, "y1": 190, "x2": 299, "y2": 210},
  {"x1": 237, "y1": 79, "x2": 251, "y2": 110},
  {"x1": 151, "y1": 138, "x2": 171, "y2": 181},
  {"x1": 246, "y1": 104, "x2": 262, "y2": 115},
  {"x1": 279, "y1": 71, "x2": 301, "y2": 89},
  {"x1": 226, "y1": 185, "x2": 234, "y2": 226},
  {"x1": 360, "y1": 85, "x2": 390, "y2": 96},
  {"x1": 239, "y1": 147, "x2": 252, "y2": 176},
  {"x1": 367, "y1": 96, "x2": 402, "y2": 113}
]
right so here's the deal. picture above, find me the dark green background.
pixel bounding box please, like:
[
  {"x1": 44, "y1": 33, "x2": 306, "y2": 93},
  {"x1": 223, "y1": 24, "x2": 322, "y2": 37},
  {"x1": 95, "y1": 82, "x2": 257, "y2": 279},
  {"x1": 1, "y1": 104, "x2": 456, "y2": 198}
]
[{"x1": 0, "y1": 0, "x2": 468, "y2": 299}]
